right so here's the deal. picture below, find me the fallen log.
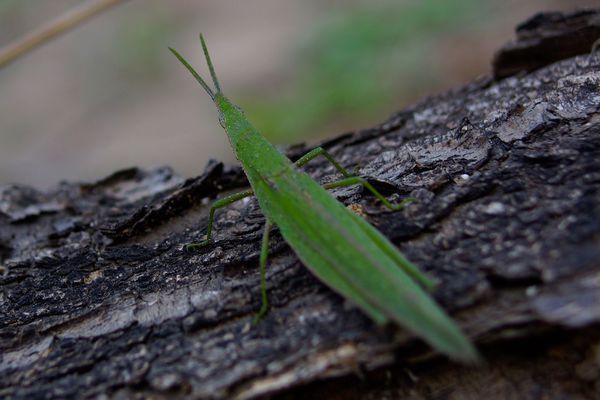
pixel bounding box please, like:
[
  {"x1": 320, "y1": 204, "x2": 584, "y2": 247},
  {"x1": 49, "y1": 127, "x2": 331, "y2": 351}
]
[{"x1": 1, "y1": 10, "x2": 599, "y2": 400}]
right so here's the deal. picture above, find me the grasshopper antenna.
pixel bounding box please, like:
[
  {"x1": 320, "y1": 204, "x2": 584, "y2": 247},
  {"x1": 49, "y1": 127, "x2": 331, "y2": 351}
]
[
  {"x1": 169, "y1": 46, "x2": 215, "y2": 101},
  {"x1": 199, "y1": 34, "x2": 222, "y2": 94}
]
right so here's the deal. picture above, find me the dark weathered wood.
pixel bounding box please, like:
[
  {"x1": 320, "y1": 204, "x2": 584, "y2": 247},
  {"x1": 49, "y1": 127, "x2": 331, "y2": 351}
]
[
  {"x1": 493, "y1": 9, "x2": 600, "y2": 78},
  {"x1": 1, "y1": 11, "x2": 599, "y2": 400}
]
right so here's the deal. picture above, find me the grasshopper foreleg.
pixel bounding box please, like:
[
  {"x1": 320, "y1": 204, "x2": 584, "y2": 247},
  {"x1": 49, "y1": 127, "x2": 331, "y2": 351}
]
[{"x1": 184, "y1": 189, "x2": 254, "y2": 250}]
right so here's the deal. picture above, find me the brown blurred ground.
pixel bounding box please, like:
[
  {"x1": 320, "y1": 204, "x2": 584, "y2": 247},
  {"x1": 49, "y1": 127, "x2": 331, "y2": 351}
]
[{"x1": 0, "y1": 0, "x2": 596, "y2": 188}]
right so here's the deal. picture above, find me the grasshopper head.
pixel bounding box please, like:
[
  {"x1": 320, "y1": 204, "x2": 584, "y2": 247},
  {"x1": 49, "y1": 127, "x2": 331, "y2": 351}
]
[{"x1": 170, "y1": 34, "x2": 247, "y2": 137}]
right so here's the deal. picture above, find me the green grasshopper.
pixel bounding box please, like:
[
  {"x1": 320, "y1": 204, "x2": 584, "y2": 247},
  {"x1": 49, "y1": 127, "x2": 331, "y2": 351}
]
[{"x1": 169, "y1": 35, "x2": 479, "y2": 363}]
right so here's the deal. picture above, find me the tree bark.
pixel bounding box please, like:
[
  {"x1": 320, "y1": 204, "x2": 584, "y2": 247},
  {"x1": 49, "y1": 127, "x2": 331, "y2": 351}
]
[{"x1": 1, "y1": 10, "x2": 599, "y2": 400}]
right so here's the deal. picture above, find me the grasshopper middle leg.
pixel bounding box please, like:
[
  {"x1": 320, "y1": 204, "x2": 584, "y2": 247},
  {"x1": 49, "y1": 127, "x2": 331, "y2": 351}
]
[
  {"x1": 294, "y1": 147, "x2": 352, "y2": 177},
  {"x1": 254, "y1": 219, "x2": 272, "y2": 322},
  {"x1": 323, "y1": 177, "x2": 415, "y2": 211},
  {"x1": 294, "y1": 147, "x2": 414, "y2": 211}
]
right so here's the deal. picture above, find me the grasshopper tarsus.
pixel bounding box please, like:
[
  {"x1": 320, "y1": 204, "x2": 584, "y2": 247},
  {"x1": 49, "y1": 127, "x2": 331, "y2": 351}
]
[
  {"x1": 184, "y1": 240, "x2": 211, "y2": 251},
  {"x1": 389, "y1": 197, "x2": 417, "y2": 211},
  {"x1": 253, "y1": 303, "x2": 269, "y2": 325}
]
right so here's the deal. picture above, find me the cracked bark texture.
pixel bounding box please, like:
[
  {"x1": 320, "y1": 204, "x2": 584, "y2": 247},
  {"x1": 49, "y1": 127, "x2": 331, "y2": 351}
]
[{"x1": 1, "y1": 10, "x2": 599, "y2": 400}]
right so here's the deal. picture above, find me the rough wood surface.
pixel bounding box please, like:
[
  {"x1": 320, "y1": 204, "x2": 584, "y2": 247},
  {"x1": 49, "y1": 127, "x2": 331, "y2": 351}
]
[
  {"x1": 493, "y1": 9, "x2": 600, "y2": 78},
  {"x1": 1, "y1": 11, "x2": 599, "y2": 400}
]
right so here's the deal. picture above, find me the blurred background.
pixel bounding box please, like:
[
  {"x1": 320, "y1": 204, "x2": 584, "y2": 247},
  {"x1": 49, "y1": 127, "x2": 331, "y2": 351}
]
[{"x1": 0, "y1": 0, "x2": 596, "y2": 189}]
